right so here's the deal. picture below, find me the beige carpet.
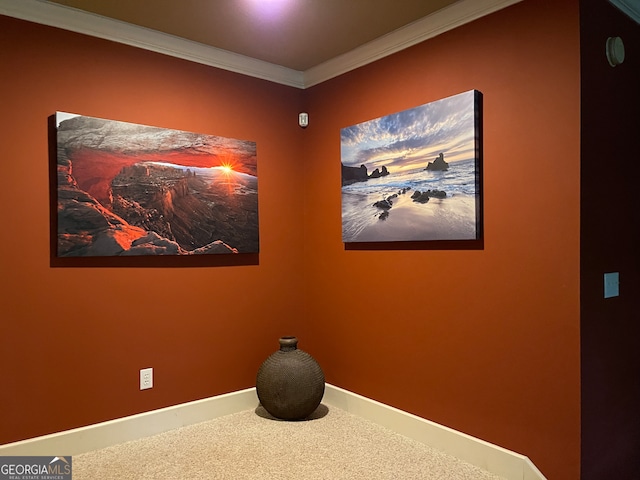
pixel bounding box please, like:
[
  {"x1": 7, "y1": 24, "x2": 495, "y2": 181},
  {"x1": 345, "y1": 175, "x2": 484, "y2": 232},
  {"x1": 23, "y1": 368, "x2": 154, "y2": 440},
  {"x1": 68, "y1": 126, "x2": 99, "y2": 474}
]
[{"x1": 73, "y1": 405, "x2": 506, "y2": 479}]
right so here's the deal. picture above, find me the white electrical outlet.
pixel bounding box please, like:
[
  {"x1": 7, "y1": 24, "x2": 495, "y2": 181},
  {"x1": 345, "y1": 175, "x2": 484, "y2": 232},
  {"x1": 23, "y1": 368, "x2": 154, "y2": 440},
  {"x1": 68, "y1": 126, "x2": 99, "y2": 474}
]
[{"x1": 140, "y1": 367, "x2": 153, "y2": 390}]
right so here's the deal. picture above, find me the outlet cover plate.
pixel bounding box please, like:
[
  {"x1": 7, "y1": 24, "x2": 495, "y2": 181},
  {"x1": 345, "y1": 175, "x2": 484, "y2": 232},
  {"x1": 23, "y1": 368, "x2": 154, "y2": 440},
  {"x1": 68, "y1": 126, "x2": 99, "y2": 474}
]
[{"x1": 140, "y1": 367, "x2": 153, "y2": 390}]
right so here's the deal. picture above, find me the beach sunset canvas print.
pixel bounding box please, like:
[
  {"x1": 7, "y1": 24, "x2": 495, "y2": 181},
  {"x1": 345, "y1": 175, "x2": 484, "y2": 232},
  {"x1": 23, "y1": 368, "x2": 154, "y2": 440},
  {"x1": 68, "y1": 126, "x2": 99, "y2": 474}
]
[
  {"x1": 341, "y1": 90, "x2": 482, "y2": 243},
  {"x1": 56, "y1": 112, "x2": 258, "y2": 256}
]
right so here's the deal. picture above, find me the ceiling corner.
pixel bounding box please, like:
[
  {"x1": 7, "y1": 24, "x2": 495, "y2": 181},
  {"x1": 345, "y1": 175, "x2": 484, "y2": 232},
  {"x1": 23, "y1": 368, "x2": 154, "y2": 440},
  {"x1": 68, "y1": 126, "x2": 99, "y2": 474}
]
[
  {"x1": 1, "y1": 0, "x2": 523, "y2": 89},
  {"x1": 608, "y1": 0, "x2": 640, "y2": 24}
]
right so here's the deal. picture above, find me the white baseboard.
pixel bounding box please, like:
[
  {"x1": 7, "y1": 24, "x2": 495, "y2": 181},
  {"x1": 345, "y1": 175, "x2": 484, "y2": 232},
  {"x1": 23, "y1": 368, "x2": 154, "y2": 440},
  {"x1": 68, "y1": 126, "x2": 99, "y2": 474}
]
[
  {"x1": 322, "y1": 384, "x2": 546, "y2": 480},
  {"x1": 0, "y1": 384, "x2": 545, "y2": 479},
  {"x1": 0, "y1": 387, "x2": 259, "y2": 456}
]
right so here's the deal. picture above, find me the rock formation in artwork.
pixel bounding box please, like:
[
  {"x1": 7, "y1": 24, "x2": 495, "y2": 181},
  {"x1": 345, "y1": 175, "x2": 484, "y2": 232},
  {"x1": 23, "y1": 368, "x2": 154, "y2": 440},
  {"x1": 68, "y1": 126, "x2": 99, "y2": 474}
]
[
  {"x1": 56, "y1": 115, "x2": 258, "y2": 256},
  {"x1": 56, "y1": 159, "x2": 239, "y2": 256},
  {"x1": 425, "y1": 152, "x2": 449, "y2": 171},
  {"x1": 342, "y1": 163, "x2": 390, "y2": 185},
  {"x1": 411, "y1": 189, "x2": 447, "y2": 203},
  {"x1": 341, "y1": 163, "x2": 369, "y2": 185},
  {"x1": 369, "y1": 165, "x2": 390, "y2": 178},
  {"x1": 373, "y1": 198, "x2": 393, "y2": 210}
]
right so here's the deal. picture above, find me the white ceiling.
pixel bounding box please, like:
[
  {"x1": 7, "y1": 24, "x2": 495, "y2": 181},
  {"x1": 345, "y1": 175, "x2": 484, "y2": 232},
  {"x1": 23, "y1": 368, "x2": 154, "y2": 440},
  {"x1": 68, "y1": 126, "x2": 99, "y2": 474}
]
[{"x1": 0, "y1": 0, "x2": 522, "y2": 88}]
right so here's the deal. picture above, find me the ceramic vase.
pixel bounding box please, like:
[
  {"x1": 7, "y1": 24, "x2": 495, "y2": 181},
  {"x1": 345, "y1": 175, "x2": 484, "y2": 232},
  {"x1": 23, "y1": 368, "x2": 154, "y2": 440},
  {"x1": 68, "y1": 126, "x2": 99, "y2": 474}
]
[{"x1": 256, "y1": 336, "x2": 325, "y2": 420}]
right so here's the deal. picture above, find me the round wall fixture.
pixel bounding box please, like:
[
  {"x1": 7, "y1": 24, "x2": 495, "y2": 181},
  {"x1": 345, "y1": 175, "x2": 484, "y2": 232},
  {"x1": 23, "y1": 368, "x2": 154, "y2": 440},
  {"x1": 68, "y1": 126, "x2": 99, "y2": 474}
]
[{"x1": 606, "y1": 36, "x2": 625, "y2": 67}]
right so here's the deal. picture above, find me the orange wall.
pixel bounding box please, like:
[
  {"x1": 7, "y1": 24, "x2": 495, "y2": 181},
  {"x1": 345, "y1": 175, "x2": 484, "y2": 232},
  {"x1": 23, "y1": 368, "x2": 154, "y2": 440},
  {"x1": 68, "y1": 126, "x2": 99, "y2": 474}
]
[
  {"x1": 300, "y1": 1, "x2": 581, "y2": 478},
  {"x1": 0, "y1": 16, "x2": 305, "y2": 443}
]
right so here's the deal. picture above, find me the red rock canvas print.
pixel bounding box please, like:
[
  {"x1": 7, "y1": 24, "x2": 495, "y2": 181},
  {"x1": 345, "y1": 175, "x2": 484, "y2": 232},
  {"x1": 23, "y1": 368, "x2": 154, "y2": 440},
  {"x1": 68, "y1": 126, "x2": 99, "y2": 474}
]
[
  {"x1": 56, "y1": 112, "x2": 259, "y2": 256},
  {"x1": 341, "y1": 90, "x2": 482, "y2": 243}
]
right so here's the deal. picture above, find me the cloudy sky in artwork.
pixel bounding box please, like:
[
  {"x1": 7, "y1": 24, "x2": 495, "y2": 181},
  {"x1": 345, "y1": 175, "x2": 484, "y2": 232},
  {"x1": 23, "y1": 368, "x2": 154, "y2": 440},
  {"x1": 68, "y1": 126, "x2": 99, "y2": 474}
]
[{"x1": 340, "y1": 90, "x2": 479, "y2": 173}]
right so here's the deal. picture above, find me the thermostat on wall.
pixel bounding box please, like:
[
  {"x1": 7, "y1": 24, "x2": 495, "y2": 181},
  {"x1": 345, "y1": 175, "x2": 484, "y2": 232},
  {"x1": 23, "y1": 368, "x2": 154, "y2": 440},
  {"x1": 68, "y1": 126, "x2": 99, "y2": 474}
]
[{"x1": 298, "y1": 112, "x2": 309, "y2": 128}]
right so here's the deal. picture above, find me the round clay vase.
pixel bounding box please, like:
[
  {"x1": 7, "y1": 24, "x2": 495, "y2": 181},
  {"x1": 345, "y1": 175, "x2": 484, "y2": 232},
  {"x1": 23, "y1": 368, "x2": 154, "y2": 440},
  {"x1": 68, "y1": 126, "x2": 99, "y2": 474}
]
[{"x1": 256, "y1": 336, "x2": 325, "y2": 420}]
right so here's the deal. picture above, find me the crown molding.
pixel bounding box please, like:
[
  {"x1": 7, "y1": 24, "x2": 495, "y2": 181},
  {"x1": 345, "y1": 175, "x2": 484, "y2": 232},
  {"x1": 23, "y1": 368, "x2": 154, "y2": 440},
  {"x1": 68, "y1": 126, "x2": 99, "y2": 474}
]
[
  {"x1": 608, "y1": 0, "x2": 640, "y2": 24},
  {"x1": 0, "y1": 0, "x2": 305, "y2": 88},
  {"x1": 1, "y1": 0, "x2": 522, "y2": 89},
  {"x1": 304, "y1": 0, "x2": 523, "y2": 87}
]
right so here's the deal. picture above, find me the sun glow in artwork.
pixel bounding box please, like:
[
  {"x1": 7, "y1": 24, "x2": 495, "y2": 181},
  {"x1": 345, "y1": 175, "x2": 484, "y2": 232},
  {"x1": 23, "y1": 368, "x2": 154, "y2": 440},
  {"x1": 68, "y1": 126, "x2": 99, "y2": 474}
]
[
  {"x1": 55, "y1": 112, "x2": 259, "y2": 256},
  {"x1": 341, "y1": 90, "x2": 483, "y2": 243}
]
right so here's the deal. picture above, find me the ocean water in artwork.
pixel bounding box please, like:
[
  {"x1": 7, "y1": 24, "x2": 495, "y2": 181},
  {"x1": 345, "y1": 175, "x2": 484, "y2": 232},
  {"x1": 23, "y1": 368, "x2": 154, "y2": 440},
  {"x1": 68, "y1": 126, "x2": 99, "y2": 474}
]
[
  {"x1": 341, "y1": 158, "x2": 479, "y2": 242},
  {"x1": 341, "y1": 90, "x2": 481, "y2": 243}
]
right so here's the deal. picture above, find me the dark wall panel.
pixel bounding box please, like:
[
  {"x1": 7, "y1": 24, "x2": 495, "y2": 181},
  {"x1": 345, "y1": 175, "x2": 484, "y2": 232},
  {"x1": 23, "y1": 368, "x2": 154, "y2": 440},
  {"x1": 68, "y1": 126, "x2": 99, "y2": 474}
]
[{"x1": 580, "y1": 1, "x2": 640, "y2": 478}]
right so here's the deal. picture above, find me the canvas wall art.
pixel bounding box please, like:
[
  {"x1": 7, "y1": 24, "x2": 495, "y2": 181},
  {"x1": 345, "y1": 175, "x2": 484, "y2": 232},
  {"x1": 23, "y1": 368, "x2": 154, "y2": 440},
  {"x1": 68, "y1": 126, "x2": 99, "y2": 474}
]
[
  {"x1": 55, "y1": 112, "x2": 258, "y2": 256},
  {"x1": 341, "y1": 89, "x2": 482, "y2": 243}
]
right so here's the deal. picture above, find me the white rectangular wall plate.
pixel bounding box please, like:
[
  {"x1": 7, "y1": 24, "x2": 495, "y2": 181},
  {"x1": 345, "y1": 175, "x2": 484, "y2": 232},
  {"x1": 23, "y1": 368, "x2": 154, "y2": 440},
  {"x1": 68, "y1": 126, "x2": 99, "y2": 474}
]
[{"x1": 140, "y1": 368, "x2": 153, "y2": 390}]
